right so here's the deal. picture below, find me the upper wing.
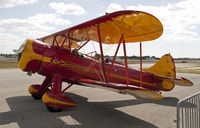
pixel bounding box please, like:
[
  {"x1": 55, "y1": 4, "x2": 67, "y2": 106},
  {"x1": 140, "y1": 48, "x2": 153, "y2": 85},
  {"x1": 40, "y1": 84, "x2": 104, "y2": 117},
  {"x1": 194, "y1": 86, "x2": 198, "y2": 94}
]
[
  {"x1": 79, "y1": 79, "x2": 163, "y2": 100},
  {"x1": 38, "y1": 10, "x2": 163, "y2": 46}
]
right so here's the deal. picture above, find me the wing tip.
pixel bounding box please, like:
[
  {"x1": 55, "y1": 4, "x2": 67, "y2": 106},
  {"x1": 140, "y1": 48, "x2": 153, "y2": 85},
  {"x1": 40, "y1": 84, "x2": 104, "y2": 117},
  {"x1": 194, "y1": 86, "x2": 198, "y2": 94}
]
[{"x1": 176, "y1": 77, "x2": 193, "y2": 86}]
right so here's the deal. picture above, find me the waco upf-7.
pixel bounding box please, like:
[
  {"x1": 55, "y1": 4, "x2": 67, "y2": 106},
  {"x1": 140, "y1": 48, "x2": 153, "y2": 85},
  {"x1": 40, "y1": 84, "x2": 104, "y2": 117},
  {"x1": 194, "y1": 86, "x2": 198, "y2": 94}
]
[{"x1": 17, "y1": 10, "x2": 193, "y2": 112}]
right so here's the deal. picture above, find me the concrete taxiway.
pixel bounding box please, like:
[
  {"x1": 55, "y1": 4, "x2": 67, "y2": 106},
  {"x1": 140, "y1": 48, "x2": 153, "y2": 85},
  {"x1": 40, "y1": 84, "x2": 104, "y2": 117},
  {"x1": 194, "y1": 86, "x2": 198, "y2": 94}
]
[{"x1": 0, "y1": 68, "x2": 199, "y2": 128}]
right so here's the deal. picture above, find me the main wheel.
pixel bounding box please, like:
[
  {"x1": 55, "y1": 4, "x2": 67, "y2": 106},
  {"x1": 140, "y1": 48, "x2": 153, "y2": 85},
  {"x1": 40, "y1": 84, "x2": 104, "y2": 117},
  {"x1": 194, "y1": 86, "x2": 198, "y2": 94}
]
[
  {"x1": 28, "y1": 85, "x2": 42, "y2": 100},
  {"x1": 31, "y1": 95, "x2": 42, "y2": 100},
  {"x1": 46, "y1": 106, "x2": 63, "y2": 112},
  {"x1": 28, "y1": 85, "x2": 50, "y2": 100}
]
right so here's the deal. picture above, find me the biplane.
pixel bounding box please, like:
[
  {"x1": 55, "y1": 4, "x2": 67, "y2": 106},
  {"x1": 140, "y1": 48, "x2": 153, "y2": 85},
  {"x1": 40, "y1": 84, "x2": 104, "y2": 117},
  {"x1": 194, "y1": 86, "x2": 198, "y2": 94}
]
[{"x1": 17, "y1": 10, "x2": 193, "y2": 112}]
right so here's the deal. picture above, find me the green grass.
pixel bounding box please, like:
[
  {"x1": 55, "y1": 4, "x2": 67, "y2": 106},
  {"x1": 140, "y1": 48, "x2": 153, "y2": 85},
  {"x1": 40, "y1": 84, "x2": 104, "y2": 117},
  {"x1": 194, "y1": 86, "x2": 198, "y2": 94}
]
[{"x1": 0, "y1": 60, "x2": 18, "y2": 69}]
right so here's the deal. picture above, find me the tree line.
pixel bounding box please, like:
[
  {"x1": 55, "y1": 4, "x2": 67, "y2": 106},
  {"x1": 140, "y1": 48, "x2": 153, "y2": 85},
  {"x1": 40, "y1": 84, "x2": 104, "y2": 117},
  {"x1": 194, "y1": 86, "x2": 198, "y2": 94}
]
[{"x1": 1, "y1": 53, "x2": 200, "y2": 60}]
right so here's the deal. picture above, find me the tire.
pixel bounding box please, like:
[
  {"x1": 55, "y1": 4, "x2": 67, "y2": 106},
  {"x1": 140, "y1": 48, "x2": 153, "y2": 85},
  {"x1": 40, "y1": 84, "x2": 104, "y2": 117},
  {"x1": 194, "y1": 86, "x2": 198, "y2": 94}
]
[
  {"x1": 31, "y1": 95, "x2": 42, "y2": 100},
  {"x1": 46, "y1": 106, "x2": 63, "y2": 112}
]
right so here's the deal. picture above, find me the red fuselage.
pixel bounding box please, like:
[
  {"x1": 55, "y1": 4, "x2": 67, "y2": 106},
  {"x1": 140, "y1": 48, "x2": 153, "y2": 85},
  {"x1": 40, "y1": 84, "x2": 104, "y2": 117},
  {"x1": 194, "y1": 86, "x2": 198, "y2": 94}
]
[{"x1": 18, "y1": 39, "x2": 167, "y2": 91}]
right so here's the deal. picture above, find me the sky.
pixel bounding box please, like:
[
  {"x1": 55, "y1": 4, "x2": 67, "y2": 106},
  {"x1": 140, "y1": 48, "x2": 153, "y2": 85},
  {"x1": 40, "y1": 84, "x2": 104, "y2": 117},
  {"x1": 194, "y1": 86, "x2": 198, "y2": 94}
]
[{"x1": 0, "y1": 0, "x2": 200, "y2": 58}]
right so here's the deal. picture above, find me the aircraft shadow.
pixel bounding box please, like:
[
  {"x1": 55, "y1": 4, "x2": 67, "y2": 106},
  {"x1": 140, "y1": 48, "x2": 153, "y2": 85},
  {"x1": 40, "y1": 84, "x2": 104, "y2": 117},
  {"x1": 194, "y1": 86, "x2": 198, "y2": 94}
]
[{"x1": 0, "y1": 93, "x2": 178, "y2": 128}]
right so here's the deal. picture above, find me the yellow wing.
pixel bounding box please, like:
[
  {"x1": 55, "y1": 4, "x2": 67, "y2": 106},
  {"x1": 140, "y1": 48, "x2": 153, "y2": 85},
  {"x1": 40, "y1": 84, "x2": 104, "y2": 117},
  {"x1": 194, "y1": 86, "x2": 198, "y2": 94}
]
[{"x1": 38, "y1": 10, "x2": 163, "y2": 46}]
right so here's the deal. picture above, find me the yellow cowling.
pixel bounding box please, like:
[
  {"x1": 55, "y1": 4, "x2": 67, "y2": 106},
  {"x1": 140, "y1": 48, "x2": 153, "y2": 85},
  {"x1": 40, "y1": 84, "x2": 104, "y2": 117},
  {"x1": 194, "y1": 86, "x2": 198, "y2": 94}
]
[{"x1": 18, "y1": 39, "x2": 43, "y2": 71}]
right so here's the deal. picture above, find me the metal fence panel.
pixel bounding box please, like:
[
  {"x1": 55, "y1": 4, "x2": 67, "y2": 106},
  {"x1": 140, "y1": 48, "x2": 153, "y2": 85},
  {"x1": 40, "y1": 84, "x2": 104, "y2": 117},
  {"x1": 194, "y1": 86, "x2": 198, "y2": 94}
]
[{"x1": 177, "y1": 92, "x2": 200, "y2": 128}]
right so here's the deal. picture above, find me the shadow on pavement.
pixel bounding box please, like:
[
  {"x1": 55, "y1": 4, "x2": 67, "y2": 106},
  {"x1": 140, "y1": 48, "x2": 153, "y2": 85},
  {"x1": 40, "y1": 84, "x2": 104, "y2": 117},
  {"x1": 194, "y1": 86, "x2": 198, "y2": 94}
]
[{"x1": 0, "y1": 93, "x2": 178, "y2": 128}]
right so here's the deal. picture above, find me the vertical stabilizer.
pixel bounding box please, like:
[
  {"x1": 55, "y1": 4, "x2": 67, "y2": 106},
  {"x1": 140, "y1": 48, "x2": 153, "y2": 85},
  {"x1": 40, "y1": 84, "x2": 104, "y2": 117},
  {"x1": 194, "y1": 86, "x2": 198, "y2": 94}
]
[{"x1": 144, "y1": 54, "x2": 176, "y2": 90}]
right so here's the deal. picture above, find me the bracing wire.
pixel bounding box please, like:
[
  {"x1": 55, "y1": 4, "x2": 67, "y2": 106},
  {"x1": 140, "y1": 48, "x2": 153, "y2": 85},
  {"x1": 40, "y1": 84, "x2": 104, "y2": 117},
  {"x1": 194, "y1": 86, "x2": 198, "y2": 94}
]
[
  {"x1": 92, "y1": 40, "x2": 97, "y2": 52},
  {"x1": 104, "y1": 44, "x2": 113, "y2": 55}
]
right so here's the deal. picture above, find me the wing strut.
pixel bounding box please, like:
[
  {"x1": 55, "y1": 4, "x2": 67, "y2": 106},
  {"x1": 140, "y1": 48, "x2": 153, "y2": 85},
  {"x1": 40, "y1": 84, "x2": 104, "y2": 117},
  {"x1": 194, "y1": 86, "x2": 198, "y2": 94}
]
[
  {"x1": 122, "y1": 35, "x2": 130, "y2": 87},
  {"x1": 97, "y1": 24, "x2": 107, "y2": 82},
  {"x1": 68, "y1": 33, "x2": 71, "y2": 51},
  {"x1": 74, "y1": 40, "x2": 90, "y2": 53},
  {"x1": 107, "y1": 34, "x2": 123, "y2": 81},
  {"x1": 61, "y1": 83, "x2": 74, "y2": 93},
  {"x1": 61, "y1": 36, "x2": 68, "y2": 47},
  {"x1": 140, "y1": 42, "x2": 143, "y2": 87},
  {"x1": 53, "y1": 36, "x2": 58, "y2": 46}
]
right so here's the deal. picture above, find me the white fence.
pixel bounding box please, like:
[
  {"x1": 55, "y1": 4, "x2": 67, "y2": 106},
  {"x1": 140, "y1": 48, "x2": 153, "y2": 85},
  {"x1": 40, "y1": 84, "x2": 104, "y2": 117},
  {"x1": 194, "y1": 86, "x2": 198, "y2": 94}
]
[{"x1": 177, "y1": 92, "x2": 200, "y2": 128}]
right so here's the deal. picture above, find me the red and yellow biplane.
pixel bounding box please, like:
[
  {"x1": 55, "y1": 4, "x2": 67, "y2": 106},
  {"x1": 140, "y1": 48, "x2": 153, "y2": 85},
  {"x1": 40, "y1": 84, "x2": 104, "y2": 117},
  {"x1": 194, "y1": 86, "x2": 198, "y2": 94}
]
[{"x1": 17, "y1": 10, "x2": 193, "y2": 112}]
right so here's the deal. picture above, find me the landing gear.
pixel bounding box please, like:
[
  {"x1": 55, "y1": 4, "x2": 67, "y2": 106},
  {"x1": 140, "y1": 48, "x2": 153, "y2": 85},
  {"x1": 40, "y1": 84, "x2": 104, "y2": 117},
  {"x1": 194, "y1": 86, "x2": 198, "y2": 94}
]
[
  {"x1": 42, "y1": 91, "x2": 76, "y2": 112},
  {"x1": 28, "y1": 74, "x2": 76, "y2": 112},
  {"x1": 28, "y1": 84, "x2": 42, "y2": 99},
  {"x1": 28, "y1": 76, "x2": 52, "y2": 100},
  {"x1": 30, "y1": 74, "x2": 76, "y2": 112}
]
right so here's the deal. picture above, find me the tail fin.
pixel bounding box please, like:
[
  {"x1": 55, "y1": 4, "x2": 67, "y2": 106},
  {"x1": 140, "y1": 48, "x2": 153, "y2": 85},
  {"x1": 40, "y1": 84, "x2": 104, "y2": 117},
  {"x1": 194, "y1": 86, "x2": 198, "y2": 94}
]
[
  {"x1": 144, "y1": 54, "x2": 175, "y2": 77},
  {"x1": 144, "y1": 54, "x2": 176, "y2": 90}
]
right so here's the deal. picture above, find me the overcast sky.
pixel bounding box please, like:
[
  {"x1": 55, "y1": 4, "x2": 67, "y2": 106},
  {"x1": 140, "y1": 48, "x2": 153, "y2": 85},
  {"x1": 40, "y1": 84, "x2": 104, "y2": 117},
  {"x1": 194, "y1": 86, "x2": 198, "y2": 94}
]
[{"x1": 0, "y1": 0, "x2": 200, "y2": 58}]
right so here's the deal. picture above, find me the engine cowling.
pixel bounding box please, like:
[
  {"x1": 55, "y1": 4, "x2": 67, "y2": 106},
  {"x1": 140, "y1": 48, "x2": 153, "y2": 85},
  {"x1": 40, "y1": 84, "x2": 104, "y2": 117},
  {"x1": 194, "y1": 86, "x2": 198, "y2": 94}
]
[{"x1": 18, "y1": 39, "x2": 44, "y2": 73}]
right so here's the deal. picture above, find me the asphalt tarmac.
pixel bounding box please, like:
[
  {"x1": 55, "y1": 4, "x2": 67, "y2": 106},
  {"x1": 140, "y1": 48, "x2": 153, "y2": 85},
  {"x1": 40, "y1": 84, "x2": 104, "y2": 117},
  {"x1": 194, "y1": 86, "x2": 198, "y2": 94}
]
[{"x1": 0, "y1": 69, "x2": 199, "y2": 128}]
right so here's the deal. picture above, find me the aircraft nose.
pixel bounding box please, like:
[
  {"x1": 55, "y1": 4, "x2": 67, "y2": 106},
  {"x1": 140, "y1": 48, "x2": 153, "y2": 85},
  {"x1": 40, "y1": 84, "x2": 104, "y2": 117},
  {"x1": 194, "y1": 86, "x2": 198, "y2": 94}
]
[{"x1": 18, "y1": 39, "x2": 44, "y2": 72}]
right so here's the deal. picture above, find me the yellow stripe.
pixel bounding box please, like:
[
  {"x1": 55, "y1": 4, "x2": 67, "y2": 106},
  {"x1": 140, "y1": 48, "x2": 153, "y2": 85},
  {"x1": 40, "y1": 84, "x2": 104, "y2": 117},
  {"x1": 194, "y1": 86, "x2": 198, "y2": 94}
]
[
  {"x1": 43, "y1": 56, "x2": 52, "y2": 63},
  {"x1": 42, "y1": 93, "x2": 76, "y2": 106},
  {"x1": 42, "y1": 57, "x2": 152, "y2": 86},
  {"x1": 28, "y1": 86, "x2": 38, "y2": 94}
]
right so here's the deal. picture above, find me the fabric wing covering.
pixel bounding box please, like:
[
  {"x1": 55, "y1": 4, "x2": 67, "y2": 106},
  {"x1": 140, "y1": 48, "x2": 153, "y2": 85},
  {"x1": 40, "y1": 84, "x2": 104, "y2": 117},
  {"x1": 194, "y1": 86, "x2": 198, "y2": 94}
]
[{"x1": 38, "y1": 10, "x2": 163, "y2": 48}]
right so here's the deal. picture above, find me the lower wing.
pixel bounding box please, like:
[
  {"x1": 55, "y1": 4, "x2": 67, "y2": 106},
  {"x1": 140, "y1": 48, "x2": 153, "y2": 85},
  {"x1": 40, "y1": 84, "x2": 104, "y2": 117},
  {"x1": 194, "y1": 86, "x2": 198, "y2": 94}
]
[{"x1": 78, "y1": 79, "x2": 163, "y2": 100}]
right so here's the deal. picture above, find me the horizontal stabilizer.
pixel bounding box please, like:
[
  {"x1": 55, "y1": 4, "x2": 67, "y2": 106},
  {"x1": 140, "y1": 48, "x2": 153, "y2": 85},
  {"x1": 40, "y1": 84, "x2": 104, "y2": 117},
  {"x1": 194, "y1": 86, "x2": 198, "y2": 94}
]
[
  {"x1": 79, "y1": 79, "x2": 163, "y2": 100},
  {"x1": 175, "y1": 77, "x2": 193, "y2": 86},
  {"x1": 156, "y1": 76, "x2": 193, "y2": 86}
]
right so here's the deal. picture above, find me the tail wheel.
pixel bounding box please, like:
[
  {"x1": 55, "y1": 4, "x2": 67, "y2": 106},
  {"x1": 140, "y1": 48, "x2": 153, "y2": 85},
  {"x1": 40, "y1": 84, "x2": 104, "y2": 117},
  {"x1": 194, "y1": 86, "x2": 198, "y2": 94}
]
[{"x1": 42, "y1": 92, "x2": 76, "y2": 112}]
